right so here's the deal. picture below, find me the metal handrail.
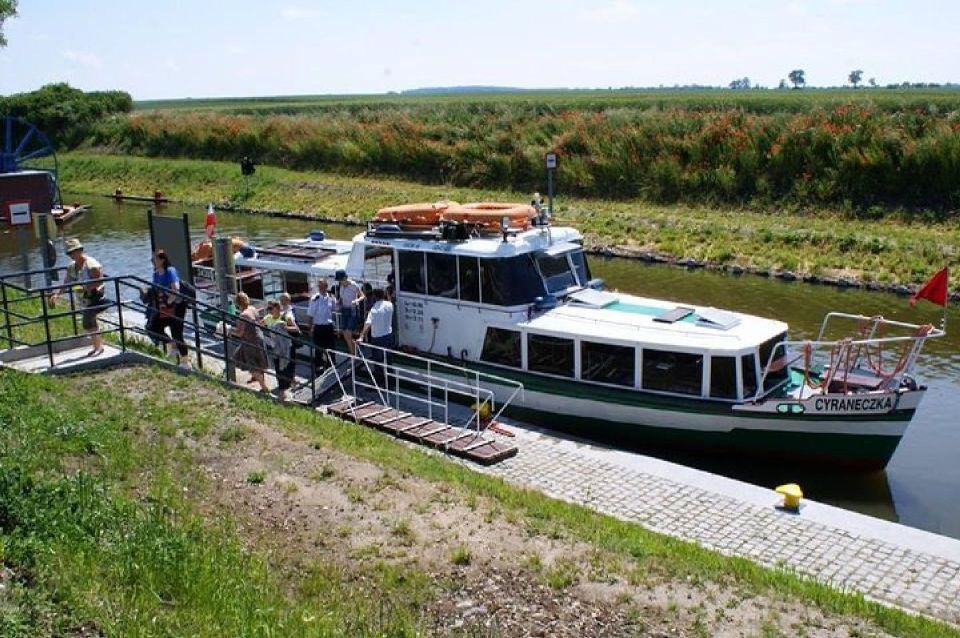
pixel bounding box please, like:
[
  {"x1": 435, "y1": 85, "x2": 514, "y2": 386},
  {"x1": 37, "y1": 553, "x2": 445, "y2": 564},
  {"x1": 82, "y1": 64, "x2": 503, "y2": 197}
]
[{"x1": 754, "y1": 313, "x2": 945, "y2": 400}]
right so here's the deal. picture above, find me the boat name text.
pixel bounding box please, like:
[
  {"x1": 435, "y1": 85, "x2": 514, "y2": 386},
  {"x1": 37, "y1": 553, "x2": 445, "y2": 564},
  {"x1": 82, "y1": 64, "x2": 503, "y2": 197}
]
[{"x1": 813, "y1": 396, "x2": 894, "y2": 412}]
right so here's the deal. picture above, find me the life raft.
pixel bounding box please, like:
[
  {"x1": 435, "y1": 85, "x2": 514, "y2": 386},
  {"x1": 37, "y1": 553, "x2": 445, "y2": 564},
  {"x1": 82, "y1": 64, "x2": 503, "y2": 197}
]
[
  {"x1": 373, "y1": 201, "x2": 458, "y2": 226},
  {"x1": 191, "y1": 237, "x2": 248, "y2": 262},
  {"x1": 441, "y1": 202, "x2": 537, "y2": 230}
]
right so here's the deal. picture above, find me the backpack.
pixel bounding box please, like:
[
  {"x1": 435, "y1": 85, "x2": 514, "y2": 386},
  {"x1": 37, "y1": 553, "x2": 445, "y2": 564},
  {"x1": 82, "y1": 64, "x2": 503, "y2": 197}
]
[{"x1": 178, "y1": 280, "x2": 197, "y2": 303}]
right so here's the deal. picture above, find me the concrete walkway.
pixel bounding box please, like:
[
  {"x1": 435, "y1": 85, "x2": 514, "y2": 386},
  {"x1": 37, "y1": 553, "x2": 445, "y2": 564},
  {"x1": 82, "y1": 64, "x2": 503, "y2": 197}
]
[{"x1": 4, "y1": 345, "x2": 959, "y2": 626}]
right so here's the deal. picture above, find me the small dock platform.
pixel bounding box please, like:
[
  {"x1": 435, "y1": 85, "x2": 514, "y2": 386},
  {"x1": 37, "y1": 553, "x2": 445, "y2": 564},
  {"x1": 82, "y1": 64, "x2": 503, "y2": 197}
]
[{"x1": 325, "y1": 397, "x2": 518, "y2": 465}]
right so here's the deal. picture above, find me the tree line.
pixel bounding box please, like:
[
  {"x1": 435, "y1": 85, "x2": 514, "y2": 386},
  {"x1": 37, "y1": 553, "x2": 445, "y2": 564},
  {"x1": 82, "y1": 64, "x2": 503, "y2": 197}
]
[{"x1": 0, "y1": 83, "x2": 133, "y2": 148}]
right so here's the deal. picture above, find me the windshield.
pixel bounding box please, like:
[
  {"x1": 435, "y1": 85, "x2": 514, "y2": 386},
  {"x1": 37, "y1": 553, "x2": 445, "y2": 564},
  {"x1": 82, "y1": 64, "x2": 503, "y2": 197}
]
[{"x1": 536, "y1": 252, "x2": 577, "y2": 294}]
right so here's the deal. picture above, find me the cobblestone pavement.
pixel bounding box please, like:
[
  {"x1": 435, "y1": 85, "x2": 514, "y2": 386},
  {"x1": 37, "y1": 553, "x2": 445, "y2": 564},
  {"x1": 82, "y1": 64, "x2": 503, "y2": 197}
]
[{"x1": 472, "y1": 428, "x2": 960, "y2": 626}]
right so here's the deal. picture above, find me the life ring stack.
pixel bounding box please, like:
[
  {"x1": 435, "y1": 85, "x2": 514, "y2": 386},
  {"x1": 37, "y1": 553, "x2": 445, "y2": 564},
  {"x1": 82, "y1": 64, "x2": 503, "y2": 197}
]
[
  {"x1": 373, "y1": 202, "x2": 458, "y2": 227},
  {"x1": 441, "y1": 202, "x2": 537, "y2": 231}
]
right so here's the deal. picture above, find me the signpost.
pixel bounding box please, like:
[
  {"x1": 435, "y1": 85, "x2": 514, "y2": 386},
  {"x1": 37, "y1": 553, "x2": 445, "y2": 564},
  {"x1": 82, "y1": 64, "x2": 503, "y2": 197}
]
[
  {"x1": 544, "y1": 152, "x2": 558, "y2": 219},
  {"x1": 8, "y1": 201, "x2": 33, "y2": 287}
]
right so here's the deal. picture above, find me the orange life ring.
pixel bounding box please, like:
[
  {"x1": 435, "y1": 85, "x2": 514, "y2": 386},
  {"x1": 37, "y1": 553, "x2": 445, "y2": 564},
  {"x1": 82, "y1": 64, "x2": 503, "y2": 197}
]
[
  {"x1": 191, "y1": 237, "x2": 247, "y2": 262},
  {"x1": 442, "y1": 202, "x2": 537, "y2": 230},
  {"x1": 374, "y1": 202, "x2": 457, "y2": 227}
]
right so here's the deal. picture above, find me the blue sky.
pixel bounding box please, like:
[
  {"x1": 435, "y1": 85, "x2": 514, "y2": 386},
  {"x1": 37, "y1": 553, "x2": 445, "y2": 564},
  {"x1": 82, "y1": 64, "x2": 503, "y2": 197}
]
[{"x1": 1, "y1": 0, "x2": 957, "y2": 100}]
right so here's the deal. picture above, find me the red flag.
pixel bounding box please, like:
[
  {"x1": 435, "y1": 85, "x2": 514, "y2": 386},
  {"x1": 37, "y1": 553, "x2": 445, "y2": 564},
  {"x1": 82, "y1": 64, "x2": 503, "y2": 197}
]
[
  {"x1": 204, "y1": 203, "x2": 217, "y2": 239},
  {"x1": 910, "y1": 267, "x2": 949, "y2": 307}
]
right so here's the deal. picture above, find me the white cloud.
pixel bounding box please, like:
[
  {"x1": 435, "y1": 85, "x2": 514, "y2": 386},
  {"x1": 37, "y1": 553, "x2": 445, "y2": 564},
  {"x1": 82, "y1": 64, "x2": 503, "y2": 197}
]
[
  {"x1": 281, "y1": 5, "x2": 326, "y2": 20},
  {"x1": 63, "y1": 50, "x2": 102, "y2": 69}
]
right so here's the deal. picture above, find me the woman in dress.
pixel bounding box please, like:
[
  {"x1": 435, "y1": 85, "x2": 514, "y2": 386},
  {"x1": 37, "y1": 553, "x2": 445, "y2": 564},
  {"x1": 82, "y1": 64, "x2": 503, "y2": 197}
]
[{"x1": 230, "y1": 292, "x2": 269, "y2": 392}]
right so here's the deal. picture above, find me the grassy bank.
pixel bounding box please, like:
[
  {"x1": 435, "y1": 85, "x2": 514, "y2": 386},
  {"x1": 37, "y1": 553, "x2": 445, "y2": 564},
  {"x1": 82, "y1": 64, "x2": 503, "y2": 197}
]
[
  {"x1": 96, "y1": 90, "x2": 960, "y2": 209},
  {"x1": 61, "y1": 152, "x2": 958, "y2": 288},
  {"x1": 1, "y1": 364, "x2": 958, "y2": 637}
]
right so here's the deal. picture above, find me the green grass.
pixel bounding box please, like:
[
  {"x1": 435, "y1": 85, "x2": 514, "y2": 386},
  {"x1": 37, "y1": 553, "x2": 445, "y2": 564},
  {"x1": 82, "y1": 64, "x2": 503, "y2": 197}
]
[
  {"x1": 2, "y1": 364, "x2": 958, "y2": 637},
  {"x1": 59, "y1": 152, "x2": 960, "y2": 288}
]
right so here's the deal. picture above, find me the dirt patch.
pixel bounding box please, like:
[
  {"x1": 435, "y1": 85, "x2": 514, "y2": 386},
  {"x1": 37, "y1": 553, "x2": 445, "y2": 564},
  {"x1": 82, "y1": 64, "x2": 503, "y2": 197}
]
[{"x1": 95, "y1": 368, "x2": 892, "y2": 638}]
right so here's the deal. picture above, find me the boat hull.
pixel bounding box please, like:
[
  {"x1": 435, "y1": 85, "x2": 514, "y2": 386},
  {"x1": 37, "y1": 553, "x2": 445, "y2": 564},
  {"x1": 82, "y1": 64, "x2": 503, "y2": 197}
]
[{"x1": 412, "y1": 361, "x2": 918, "y2": 469}]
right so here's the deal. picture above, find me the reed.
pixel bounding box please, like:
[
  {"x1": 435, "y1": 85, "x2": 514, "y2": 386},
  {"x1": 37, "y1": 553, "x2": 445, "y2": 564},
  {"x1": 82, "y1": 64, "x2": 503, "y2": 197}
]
[{"x1": 88, "y1": 91, "x2": 960, "y2": 211}]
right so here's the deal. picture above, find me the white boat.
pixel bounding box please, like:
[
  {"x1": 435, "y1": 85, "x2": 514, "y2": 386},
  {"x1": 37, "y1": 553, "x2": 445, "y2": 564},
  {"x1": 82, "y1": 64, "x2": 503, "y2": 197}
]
[{"x1": 212, "y1": 203, "x2": 946, "y2": 468}]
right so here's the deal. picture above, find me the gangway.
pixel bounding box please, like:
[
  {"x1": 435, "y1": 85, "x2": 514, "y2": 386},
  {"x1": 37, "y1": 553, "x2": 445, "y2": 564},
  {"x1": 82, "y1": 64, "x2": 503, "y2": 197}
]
[{"x1": 319, "y1": 343, "x2": 523, "y2": 465}]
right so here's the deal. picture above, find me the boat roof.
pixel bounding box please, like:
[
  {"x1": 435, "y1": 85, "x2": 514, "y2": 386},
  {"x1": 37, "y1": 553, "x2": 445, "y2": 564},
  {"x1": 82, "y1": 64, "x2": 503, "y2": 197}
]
[
  {"x1": 522, "y1": 291, "x2": 788, "y2": 354},
  {"x1": 353, "y1": 226, "x2": 584, "y2": 258},
  {"x1": 236, "y1": 237, "x2": 353, "y2": 276}
]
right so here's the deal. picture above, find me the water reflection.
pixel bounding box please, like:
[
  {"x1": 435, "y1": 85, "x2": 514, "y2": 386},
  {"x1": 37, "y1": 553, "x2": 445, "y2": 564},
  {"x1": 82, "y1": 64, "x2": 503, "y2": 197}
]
[{"x1": 2, "y1": 195, "x2": 958, "y2": 537}]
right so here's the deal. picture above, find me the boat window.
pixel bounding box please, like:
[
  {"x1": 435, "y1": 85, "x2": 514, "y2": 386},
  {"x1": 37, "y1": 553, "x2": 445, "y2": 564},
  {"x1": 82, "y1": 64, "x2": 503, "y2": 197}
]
[
  {"x1": 536, "y1": 252, "x2": 577, "y2": 293},
  {"x1": 481, "y1": 256, "x2": 544, "y2": 306},
  {"x1": 398, "y1": 250, "x2": 425, "y2": 294},
  {"x1": 283, "y1": 271, "x2": 309, "y2": 296},
  {"x1": 528, "y1": 333, "x2": 574, "y2": 377},
  {"x1": 581, "y1": 341, "x2": 634, "y2": 387},
  {"x1": 710, "y1": 356, "x2": 738, "y2": 399},
  {"x1": 427, "y1": 252, "x2": 458, "y2": 299},
  {"x1": 480, "y1": 327, "x2": 521, "y2": 367},
  {"x1": 759, "y1": 332, "x2": 789, "y2": 391},
  {"x1": 363, "y1": 246, "x2": 394, "y2": 288},
  {"x1": 570, "y1": 250, "x2": 592, "y2": 287},
  {"x1": 642, "y1": 349, "x2": 703, "y2": 395},
  {"x1": 458, "y1": 256, "x2": 480, "y2": 303},
  {"x1": 741, "y1": 354, "x2": 758, "y2": 398}
]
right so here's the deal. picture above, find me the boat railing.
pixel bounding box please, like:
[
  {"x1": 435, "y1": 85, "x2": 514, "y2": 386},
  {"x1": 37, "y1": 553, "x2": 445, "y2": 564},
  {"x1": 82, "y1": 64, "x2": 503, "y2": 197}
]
[
  {"x1": 756, "y1": 313, "x2": 944, "y2": 400},
  {"x1": 324, "y1": 342, "x2": 524, "y2": 433}
]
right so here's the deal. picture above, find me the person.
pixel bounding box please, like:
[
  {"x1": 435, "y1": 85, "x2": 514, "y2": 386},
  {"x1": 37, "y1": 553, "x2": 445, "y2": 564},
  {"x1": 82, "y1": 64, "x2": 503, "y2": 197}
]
[
  {"x1": 147, "y1": 249, "x2": 191, "y2": 369},
  {"x1": 358, "y1": 288, "x2": 395, "y2": 349},
  {"x1": 229, "y1": 291, "x2": 269, "y2": 392},
  {"x1": 335, "y1": 269, "x2": 361, "y2": 355},
  {"x1": 263, "y1": 299, "x2": 297, "y2": 402},
  {"x1": 357, "y1": 282, "x2": 374, "y2": 327},
  {"x1": 306, "y1": 278, "x2": 336, "y2": 374},
  {"x1": 358, "y1": 288, "x2": 395, "y2": 385},
  {"x1": 48, "y1": 238, "x2": 105, "y2": 357}
]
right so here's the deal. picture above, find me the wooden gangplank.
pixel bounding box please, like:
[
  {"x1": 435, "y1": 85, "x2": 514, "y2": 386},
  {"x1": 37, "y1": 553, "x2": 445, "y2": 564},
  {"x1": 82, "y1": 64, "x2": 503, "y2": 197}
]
[{"x1": 322, "y1": 398, "x2": 517, "y2": 465}]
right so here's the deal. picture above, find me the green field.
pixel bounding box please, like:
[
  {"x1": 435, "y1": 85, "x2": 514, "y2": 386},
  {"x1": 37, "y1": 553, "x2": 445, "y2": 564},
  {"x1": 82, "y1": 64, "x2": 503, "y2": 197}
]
[{"x1": 83, "y1": 87, "x2": 960, "y2": 211}]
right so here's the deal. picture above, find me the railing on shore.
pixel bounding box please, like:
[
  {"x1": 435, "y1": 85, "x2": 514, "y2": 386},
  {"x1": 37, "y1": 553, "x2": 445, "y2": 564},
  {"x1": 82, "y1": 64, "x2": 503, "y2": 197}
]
[{"x1": 0, "y1": 267, "x2": 521, "y2": 437}]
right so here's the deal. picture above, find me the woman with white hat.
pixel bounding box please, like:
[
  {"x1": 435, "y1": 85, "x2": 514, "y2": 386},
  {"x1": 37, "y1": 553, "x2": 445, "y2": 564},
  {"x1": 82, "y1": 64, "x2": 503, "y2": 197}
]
[{"x1": 49, "y1": 238, "x2": 106, "y2": 356}]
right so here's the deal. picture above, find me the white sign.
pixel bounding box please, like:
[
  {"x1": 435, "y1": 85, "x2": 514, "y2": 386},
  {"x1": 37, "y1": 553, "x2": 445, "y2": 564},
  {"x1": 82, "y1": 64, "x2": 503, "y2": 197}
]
[
  {"x1": 8, "y1": 202, "x2": 31, "y2": 226},
  {"x1": 545, "y1": 152, "x2": 558, "y2": 169}
]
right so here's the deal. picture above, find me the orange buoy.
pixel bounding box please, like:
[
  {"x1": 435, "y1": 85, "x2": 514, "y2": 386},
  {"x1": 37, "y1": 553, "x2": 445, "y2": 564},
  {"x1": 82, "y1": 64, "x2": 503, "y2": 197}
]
[
  {"x1": 442, "y1": 202, "x2": 537, "y2": 230},
  {"x1": 374, "y1": 201, "x2": 458, "y2": 227}
]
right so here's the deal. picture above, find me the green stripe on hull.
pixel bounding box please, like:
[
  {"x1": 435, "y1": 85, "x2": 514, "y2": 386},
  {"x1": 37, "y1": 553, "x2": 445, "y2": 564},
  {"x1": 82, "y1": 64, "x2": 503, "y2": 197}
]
[
  {"x1": 503, "y1": 403, "x2": 903, "y2": 469},
  {"x1": 426, "y1": 357, "x2": 913, "y2": 423}
]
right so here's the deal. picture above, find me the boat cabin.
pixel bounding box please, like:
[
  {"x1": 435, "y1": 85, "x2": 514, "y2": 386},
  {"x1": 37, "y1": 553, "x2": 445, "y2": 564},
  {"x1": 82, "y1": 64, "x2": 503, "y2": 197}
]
[{"x1": 346, "y1": 220, "x2": 790, "y2": 404}]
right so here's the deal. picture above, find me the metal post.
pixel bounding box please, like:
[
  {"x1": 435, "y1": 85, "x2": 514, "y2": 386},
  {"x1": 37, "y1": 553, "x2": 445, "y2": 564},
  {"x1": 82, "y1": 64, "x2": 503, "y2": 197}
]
[
  {"x1": 15, "y1": 227, "x2": 32, "y2": 290},
  {"x1": 115, "y1": 279, "x2": 125, "y2": 353},
  {"x1": 222, "y1": 318, "x2": 236, "y2": 383},
  {"x1": 40, "y1": 292, "x2": 54, "y2": 368},
  {"x1": 547, "y1": 169, "x2": 554, "y2": 219},
  {"x1": 36, "y1": 212, "x2": 56, "y2": 285},
  {"x1": 213, "y1": 236, "x2": 235, "y2": 311},
  {"x1": 183, "y1": 212, "x2": 203, "y2": 370},
  {"x1": 1, "y1": 283, "x2": 12, "y2": 349}
]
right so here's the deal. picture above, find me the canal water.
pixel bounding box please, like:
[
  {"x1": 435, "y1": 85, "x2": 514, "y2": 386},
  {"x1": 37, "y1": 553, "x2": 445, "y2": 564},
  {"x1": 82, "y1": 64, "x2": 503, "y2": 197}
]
[{"x1": 3, "y1": 196, "x2": 959, "y2": 539}]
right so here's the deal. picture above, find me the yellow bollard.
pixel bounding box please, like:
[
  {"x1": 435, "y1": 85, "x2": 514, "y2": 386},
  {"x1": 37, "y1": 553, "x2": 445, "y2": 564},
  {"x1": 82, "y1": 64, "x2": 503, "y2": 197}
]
[{"x1": 775, "y1": 483, "x2": 803, "y2": 512}]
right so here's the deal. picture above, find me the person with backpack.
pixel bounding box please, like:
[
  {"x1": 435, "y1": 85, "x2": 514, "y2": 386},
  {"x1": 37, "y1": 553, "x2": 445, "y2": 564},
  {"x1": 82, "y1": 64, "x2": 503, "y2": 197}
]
[{"x1": 148, "y1": 249, "x2": 191, "y2": 369}]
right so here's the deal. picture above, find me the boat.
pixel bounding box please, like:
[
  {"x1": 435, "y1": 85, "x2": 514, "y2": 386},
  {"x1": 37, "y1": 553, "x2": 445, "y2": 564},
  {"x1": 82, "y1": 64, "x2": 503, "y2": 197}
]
[
  {"x1": 50, "y1": 203, "x2": 90, "y2": 225},
  {"x1": 192, "y1": 231, "x2": 353, "y2": 326},
  {"x1": 212, "y1": 204, "x2": 945, "y2": 468}
]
